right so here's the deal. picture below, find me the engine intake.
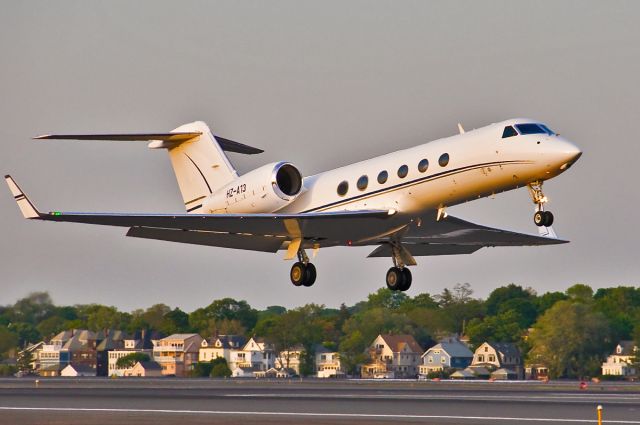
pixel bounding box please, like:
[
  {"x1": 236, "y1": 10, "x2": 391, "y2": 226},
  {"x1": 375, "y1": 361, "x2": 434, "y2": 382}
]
[{"x1": 273, "y1": 163, "x2": 303, "y2": 199}]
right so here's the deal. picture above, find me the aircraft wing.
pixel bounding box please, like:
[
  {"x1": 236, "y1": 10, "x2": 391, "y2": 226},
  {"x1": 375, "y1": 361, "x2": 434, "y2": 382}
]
[
  {"x1": 5, "y1": 175, "x2": 401, "y2": 253},
  {"x1": 368, "y1": 214, "x2": 567, "y2": 258}
]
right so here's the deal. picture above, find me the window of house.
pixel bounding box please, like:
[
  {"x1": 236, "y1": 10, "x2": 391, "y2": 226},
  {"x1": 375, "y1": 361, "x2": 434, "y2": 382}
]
[
  {"x1": 377, "y1": 170, "x2": 388, "y2": 184},
  {"x1": 489, "y1": 355, "x2": 495, "y2": 362},
  {"x1": 438, "y1": 153, "x2": 450, "y2": 167},
  {"x1": 357, "y1": 175, "x2": 368, "y2": 191},
  {"x1": 418, "y1": 158, "x2": 429, "y2": 173},
  {"x1": 478, "y1": 355, "x2": 484, "y2": 362},
  {"x1": 441, "y1": 357, "x2": 446, "y2": 363},
  {"x1": 428, "y1": 356, "x2": 433, "y2": 363},
  {"x1": 337, "y1": 181, "x2": 349, "y2": 196},
  {"x1": 502, "y1": 126, "x2": 518, "y2": 138},
  {"x1": 397, "y1": 165, "x2": 409, "y2": 178}
]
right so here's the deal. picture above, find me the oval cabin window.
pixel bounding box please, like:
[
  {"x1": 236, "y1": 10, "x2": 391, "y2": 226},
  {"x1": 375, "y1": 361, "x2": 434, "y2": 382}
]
[
  {"x1": 377, "y1": 170, "x2": 388, "y2": 184},
  {"x1": 357, "y1": 175, "x2": 368, "y2": 191},
  {"x1": 438, "y1": 153, "x2": 450, "y2": 167},
  {"x1": 418, "y1": 158, "x2": 429, "y2": 173},
  {"x1": 397, "y1": 165, "x2": 409, "y2": 178},
  {"x1": 337, "y1": 181, "x2": 349, "y2": 196}
]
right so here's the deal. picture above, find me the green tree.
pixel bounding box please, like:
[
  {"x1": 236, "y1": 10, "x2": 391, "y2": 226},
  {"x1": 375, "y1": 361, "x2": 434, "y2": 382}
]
[
  {"x1": 16, "y1": 349, "x2": 34, "y2": 374},
  {"x1": 116, "y1": 352, "x2": 150, "y2": 369},
  {"x1": 528, "y1": 300, "x2": 610, "y2": 378},
  {"x1": 210, "y1": 357, "x2": 232, "y2": 378},
  {"x1": 566, "y1": 284, "x2": 594, "y2": 303},
  {"x1": 0, "y1": 327, "x2": 18, "y2": 359},
  {"x1": 161, "y1": 308, "x2": 190, "y2": 335},
  {"x1": 485, "y1": 284, "x2": 533, "y2": 316}
]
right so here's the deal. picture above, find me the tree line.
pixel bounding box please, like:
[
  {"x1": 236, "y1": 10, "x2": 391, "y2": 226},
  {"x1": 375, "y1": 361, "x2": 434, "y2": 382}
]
[{"x1": 1, "y1": 283, "x2": 639, "y2": 378}]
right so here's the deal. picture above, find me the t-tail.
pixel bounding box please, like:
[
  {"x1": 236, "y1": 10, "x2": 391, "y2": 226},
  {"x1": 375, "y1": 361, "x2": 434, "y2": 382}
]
[{"x1": 33, "y1": 121, "x2": 263, "y2": 213}]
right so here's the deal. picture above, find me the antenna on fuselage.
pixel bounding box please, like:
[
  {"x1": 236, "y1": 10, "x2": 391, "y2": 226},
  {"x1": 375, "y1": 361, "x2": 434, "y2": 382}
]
[{"x1": 457, "y1": 123, "x2": 465, "y2": 134}]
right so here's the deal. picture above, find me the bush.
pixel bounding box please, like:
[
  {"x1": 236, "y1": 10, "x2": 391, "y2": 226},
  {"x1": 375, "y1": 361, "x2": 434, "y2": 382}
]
[
  {"x1": 599, "y1": 374, "x2": 626, "y2": 381},
  {"x1": 116, "y1": 352, "x2": 150, "y2": 369},
  {"x1": 427, "y1": 369, "x2": 452, "y2": 379},
  {"x1": 211, "y1": 362, "x2": 232, "y2": 378},
  {"x1": 0, "y1": 365, "x2": 17, "y2": 377}
]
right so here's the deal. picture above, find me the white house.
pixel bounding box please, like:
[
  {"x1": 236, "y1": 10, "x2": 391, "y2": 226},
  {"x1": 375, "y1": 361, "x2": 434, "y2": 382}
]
[
  {"x1": 229, "y1": 337, "x2": 275, "y2": 377},
  {"x1": 199, "y1": 335, "x2": 246, "y2": 364},
  {"x1": 61, "y1": 364, "x2": 96, "y2": 377},
  {"x1": 601, "y1": 341, "x2": 638, "y2": 376},
  {"x1": 107, "y1": 332, "x2": 159, "y2": 377},
  {"x1": 316, "y1": 350, "x2": 344, "y2": 378},
  {"x1": 361, "y1": 334, "x2": 422, "y2": 379}
]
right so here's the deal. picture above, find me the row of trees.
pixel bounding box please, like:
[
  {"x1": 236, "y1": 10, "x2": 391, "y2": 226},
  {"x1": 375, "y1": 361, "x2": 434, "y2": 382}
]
[{"x1": 1, "y1": 283, "x2": 639, "y2": 378}]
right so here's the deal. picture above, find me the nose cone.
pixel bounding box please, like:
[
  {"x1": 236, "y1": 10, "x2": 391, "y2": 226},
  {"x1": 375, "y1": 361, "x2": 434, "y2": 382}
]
[{"x1": 554, "y1": 139, "x2": 582, "y2": 171}]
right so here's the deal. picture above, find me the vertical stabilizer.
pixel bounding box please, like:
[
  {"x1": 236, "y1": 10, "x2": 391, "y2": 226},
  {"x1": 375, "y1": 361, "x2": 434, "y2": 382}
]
[{"x1": 161, "y1": 121, "x2": 238, "y2": 213}]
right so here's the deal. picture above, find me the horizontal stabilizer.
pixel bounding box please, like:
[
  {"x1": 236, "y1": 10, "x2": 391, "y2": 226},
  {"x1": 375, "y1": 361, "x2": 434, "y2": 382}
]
[{"x1": 34, "y1": 132, "x2": 263, "y2": 154}]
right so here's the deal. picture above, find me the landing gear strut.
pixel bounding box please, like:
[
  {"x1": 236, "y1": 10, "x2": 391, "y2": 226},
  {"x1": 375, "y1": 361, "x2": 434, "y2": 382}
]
[
  {"x1": 290, "y1": 249, "x2": 316, "y2": 287},
  {"x1": 528, "y1": 182, "x2": 554, "y2": 227},
  {"x1": 386, "y1": 243, "x2": 412, "y2": 292}
]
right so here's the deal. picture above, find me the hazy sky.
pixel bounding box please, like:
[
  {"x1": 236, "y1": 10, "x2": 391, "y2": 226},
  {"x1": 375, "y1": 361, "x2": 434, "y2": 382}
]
[{"x1": 1, "y1": 1, "x2": 639, "y2": 312}]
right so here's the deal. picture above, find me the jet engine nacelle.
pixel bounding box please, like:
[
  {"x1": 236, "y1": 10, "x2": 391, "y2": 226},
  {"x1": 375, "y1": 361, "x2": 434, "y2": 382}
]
[{"x1": 202, "y1": 161, "x2": 303, "y2": 213}]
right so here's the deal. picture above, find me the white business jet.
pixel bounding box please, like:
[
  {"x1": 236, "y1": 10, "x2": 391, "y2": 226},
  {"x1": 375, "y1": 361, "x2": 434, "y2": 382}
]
[{"x1": 5, "y1": 118, "x2": 581, "y2": 291}]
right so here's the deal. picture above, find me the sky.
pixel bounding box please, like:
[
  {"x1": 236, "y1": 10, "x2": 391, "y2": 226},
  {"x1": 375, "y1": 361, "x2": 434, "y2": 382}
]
[{"x1": 1, "y1": 0, "x2": 639, "y2": 312}]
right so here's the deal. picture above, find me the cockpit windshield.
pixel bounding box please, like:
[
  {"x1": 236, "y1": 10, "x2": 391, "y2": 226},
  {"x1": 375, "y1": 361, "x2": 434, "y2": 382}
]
[{"x1": 515, "y1": 123, "x2": 555, "y2": 135}]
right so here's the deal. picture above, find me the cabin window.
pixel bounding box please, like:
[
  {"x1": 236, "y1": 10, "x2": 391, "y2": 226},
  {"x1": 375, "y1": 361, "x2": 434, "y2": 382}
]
[
  {"x1": 502, "y1": 126, "x2": 518, "y2": 138},
  {"x1": 397, "y1": 165, "x2": 409, "y2": 178},
  {"x1": 418, "y1": 158, "x2": 429, "y2": 173},
  {"x1": 357, "y1": 175, "x2": 368, "y2": 191},
  {"x1": 337, "y1": 181, "x2": 349, "y2": 196},
  {"x1": 377, "y1": 170, "x2": 388, "y2": 184},
  {"x1": 438, "y1": 153, "x2": 450, "y2": 167}
]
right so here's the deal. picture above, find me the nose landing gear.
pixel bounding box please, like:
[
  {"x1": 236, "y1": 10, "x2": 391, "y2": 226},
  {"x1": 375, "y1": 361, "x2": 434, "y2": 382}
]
[{"x1": 528, "y1": 182, "x2": 554, "y2": 227}]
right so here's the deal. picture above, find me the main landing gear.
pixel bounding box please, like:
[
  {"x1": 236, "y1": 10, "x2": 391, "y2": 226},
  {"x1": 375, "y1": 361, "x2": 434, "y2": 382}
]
[
  {"x1": 528, "y1": 182, "x2": 554, "y2": 227},
  {"x1": 386, "y1": 242, "x2": 413, "y2": 292},
  {"x1": 290, "y1": 249, "x2": 316, "y2": 287}
]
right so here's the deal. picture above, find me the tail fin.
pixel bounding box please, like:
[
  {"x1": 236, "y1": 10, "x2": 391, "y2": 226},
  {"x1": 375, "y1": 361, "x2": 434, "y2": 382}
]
[
  {"x1": 34, "y1": 121, "x2": 263, "y2": 213},
  {"x1": 158, "y1": 121, "x2": 239, "y2": 212}
]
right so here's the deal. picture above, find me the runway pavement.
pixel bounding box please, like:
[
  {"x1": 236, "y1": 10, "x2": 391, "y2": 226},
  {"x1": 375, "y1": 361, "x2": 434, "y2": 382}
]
[{"x1": 0, "y1": 378, "x2": 639, "y2": 424}]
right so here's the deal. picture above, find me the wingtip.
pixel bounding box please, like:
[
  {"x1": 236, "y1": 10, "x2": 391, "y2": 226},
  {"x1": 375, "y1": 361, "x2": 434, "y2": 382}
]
[
  {"x1": 33, "y1": 135, "x2": 49, "y2": 140},
  {"x1": 4, "y1": 176, "x2": 41, "y2": 219}
]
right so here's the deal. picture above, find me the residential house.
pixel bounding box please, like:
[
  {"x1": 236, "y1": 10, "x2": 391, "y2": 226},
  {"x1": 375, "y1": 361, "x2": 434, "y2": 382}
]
[
  {"x1": 18, "y1": 341, "x2": 45, "y2": 372},
  {"x1": 153, "y1": 333, "x2": 203, "y2": 377},
  {"x1": 525, "y1": 346, "x2": 549, "y2": 380},
  {"x1": 316, "y1": 349, "x2": 344, "y2": 378},
  {"x1": 275, "y1": 345, "x2": 304, "y2": 375},
  {"x1": 470, "y1": 342, "x2": 523, "y2": 379},
  {"x1": 61, "y1": 364, "x2": 97, "y2": 377},
  {"x1": 361, "y1": 334, "x2": 422, "y2": 379},
  {"x1": 199, "y1": 335, "x2": 246, "y2": 364},
  {"x1": 108, "y1": 331, "x2": 161, "y2": 377},
  {"x1": 37, "y1": 330, "x2": 74, "y2": 376},
  {"x1": 124, "y1": 361, "x2": 163, "y2": 377},
  {"x1": 419, "y1": 337, "x2": 473, "y2": 376},
  {"x1": 601, "y1": 341, "x2": 638, "y2": 376},
  {"x1": 62, "y1": 330, "x2": 100, "y2": 371},
  {"x1": 229, "y1": 337, "x2": 275, "y2": 377},
  {"x1": 96, "y1": 330, "x2": 127, "y2": 377}
]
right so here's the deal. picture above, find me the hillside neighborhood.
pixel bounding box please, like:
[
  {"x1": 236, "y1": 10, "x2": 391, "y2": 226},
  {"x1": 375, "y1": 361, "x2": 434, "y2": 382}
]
[{"x1": 1, "y1": 284, "x2": 639, "y2": 380}]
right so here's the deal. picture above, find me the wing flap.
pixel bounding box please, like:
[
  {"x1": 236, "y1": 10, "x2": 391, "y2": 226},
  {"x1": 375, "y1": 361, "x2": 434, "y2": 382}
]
[{"x1": 127, "y1": 227, "x2": 284, "y2": 252}]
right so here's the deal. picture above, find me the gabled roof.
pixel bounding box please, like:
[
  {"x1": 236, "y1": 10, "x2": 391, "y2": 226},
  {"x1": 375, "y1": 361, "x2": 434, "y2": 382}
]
[
  {"x1": 161, "y1": 333, "x2": 200, "y2": 341},
  {"x1": 96, "y1": 334, "x2": 125, "y2": 351},
  {"x1": 63, "y1": 364, "x2": 96, "y2": 374},
  {"x1": 204, "y1": 335, "x2": 248, "y2": 349},
  {"x1": 379, "y1": 334, "x2": 422, "y2": 353},
  {"x1": 488, "y1": 342, "x2": 521, "y2": 358},
  {"x1": 62, "y1": 331, "x2": 98, "y2": 351},
  {"x1": 424, "y1": 340, "x2": 473, "y2": 358},
  {"x1": 136, "y1": 361, "x2": 162, "y2": 371},
  {"x1": 616, "y1": 341, "x2": 638, "y2": 355}
]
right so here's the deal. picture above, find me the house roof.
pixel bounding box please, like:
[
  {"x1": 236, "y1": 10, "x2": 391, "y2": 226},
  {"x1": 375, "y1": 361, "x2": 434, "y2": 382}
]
[
  {"x1": 467, "y1": 366, "x2": 490, "y2": 376},
  {"x1": 161, "y1": 333, "x2": 200, "y2": 341},
  {"x1": 96, "y1": 334, "x2": 125, "y2": 351},
  {"x1": 424, "y1": 340, "x2": 473, "y2": 358},
  {"x1": 64, "y1": 364, "x2": 96, "y2": 374},
  {"x1": 379, "y1": 334, "x2": 422, "y2": 353},
  {"x1": 62, "y1": 331, "x2": 98, "y2": 351},
  {"x1": 616, "y1": 341, "x2": 638, "y2": 355},
  {"x1": 136, "y1": 361, "x2": 162, "y2": 371},
  {"x1": 491, "y1": 368, "x2": 517, "y2": 376},
  {"x1": 488, "y1": 342, "x2": 521, "y2": 358},
  {"x1": 451, "y1": 369, "x2": 476, "y2": 378}
]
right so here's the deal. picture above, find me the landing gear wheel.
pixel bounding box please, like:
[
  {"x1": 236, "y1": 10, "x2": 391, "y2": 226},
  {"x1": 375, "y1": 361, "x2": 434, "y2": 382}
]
[
  {"x1": 399, "y1": 268, "x2": 412, "y2": 292},
  {"x1": 290, "y1": 262, "x2": 306, "y2": 287},
  {"x1": 386, "y1": 267, "x2": 403, "y2": 291},
  {"x1": 302, "y1": 263, "x2": 316, "y2": 287},
  {"x1": 543, "y1": 211, "x2": 554, "y2": 227},
  {"x1": 534, "y1": 211, "x2": 545, "y2": 227}
]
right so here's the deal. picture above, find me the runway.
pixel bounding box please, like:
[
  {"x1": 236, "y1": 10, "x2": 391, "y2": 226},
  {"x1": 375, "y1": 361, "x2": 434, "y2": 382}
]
[{"x1": 0, "y1": 378, "x2": 639, "y2": 424}]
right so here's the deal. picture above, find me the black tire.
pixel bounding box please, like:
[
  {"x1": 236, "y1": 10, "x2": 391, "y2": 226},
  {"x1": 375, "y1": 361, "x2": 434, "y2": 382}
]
[
  {"x1": 543, "y1": 211, "x2": 554, "y2": 227},
  {"x1": 290, "y1": 262, "x2": 306, "y2": 287},
  {"x1": 302, "y1": 263, "x2": 317, "y2": 287},
  {"x1": 386, "y1": 267, "x2": 403, "y2": 291},
  {"x1": 534, "y1": 211, "x2": 545, "y2": 227},
  {"x1": 400, "y1": 268, "x2": 412, "y2": 291}
]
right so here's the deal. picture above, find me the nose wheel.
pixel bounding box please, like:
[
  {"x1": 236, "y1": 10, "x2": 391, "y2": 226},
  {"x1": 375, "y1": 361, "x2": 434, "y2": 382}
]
[{"x1": 528, "y1": 182, "x2": 554, "y2": 227}]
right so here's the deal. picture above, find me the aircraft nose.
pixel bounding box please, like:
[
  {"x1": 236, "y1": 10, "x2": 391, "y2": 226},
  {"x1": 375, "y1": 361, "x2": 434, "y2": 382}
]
[{"x1": 556, "y1": 139, "x2": 582, "y2": 170}]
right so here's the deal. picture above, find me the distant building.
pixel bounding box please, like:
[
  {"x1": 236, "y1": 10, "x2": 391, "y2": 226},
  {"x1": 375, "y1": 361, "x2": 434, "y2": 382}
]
[
  {"x1": 601, "y1": 341, "x2": 638, "y2": 376},
  {"x1": 37, "y1": 330, "x2": 74, "y2": 376},
  {"x1": 419, "y1": 337, "x2": 473, "y2": 376},
  {"x1": 62, "y1": 330, "x2": 100, "y2": 371},
  {"x1": 275, "y1": 345, "x2": 304, "y2": 375},
  {"x1": 470, "y1": 342, "x2": 523, "y2": 379},
  {"x1": 108, "y1": 331, "x2": 161, "y2": 377},
  {"x1": 199, "y1": 335, "x2": 246, "y2": 364},
  {"x1": 361, "y1": 334, "x2": 422, "y2": 379},
  {"x1": 316, "y1": 349, "x2": 344, "y2": 378},
  {"x1": 153, "y1": 333, "x2": 203, "y2": 377},
  {"x1": 229, "y1": 337, "x2": 275, "y2": 377},
  {"x1": 124, "y1": 361, "x2": 163, "y2": 378},
  {"x1": 18, "y1": 341, "x2": 45, "y2": 372},
  {"x1": 61, "y1": 364, "x2": 97, "y2": 377},
  {"x1": 96, "y1": 330, "x2": 127, "y2": 377}
]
